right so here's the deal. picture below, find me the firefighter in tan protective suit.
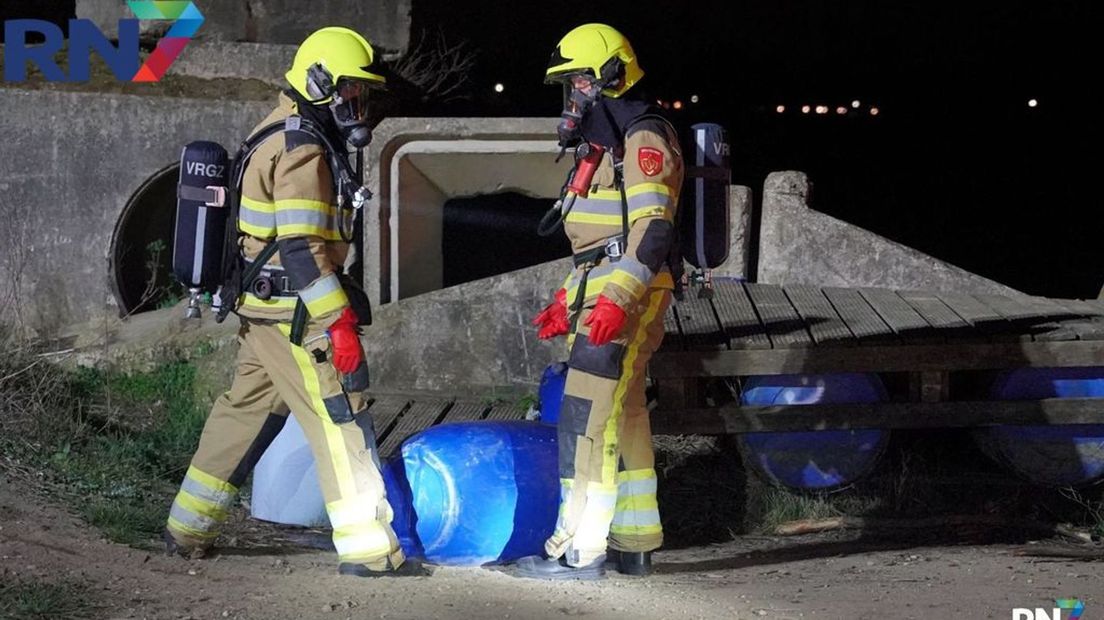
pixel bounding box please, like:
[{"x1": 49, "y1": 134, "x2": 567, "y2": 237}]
[
  {"x1": 518, "y1": 24, "x2": 683, "y2": 580},
  {"x1": 163, "y1": 27, "x2": 428, "y2": 577}
]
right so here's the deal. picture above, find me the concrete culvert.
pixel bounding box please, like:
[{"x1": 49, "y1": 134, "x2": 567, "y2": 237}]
[{"x1": 111, "y1": 164, "x2": 181, "y2": 315}]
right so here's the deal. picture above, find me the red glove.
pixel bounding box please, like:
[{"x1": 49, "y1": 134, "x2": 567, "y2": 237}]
[
  {"x1": 532, "y1": 288, "x2": 570, "y2": 340},
  {"x1": 327, "y1": 307, "x2": 364, "y2": 374},
  {"x1": 584, "y1": 295, "x2": 626, "y2": 346}
]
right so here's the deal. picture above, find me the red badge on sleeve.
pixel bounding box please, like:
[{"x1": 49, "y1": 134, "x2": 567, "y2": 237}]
[{"x1": 638, "y1": 147, "x2": 664, "y2": 176}]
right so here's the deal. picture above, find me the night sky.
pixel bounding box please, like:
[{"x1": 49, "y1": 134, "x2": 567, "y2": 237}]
[{"x1": 411, "y1": 1, "x2": 1102, "y2": 298}]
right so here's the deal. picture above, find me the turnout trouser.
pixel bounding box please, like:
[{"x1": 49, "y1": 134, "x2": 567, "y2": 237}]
[
  {"x1": 165, "y1": 319, "x2": 403, "y2": 570},
  {"x1": 545, "y1": 288, "x2": 671, "y2": 567}
]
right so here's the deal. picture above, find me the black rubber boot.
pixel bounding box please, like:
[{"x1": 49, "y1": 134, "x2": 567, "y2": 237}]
[
  {"x1": 513, "y1": 554, "x2": 606, "y2": 581},
  {"x1": 606, "y1": 549, "x2": 653, "y2": 576},
  {"x1": 338, "y1": 558, "x2": 433, "y2": 578}
]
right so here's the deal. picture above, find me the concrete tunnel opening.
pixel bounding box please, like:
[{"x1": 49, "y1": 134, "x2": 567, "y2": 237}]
[
  {"x1": 111, "y1": 164, "x2": 180, "y2": 316},
  {"x1": 381, "y1": 137, "x2": 575, "y2": 302}
]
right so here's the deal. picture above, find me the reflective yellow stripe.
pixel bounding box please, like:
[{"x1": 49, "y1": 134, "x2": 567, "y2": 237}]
[
  {"x1": 609, "y1": 523, "x2": 663, "y2": 535},
  {"x1": 239, "y1": 220, "x2": 276, "y2": 239},
  {"x1": 618, "y1": 469, "x2": 658, "y2": 482},
  {"x1": 186, "y1": 465, "x2": 237, "y2": 496},
  {"x1": 303, "y1": 286, "x2": 347, "y2": 317},
  {"x1": 602, "y1": 291, "x2": 666, "y2": 483},
  {"x1": 176, "y1": 489, "x2": 229, "y2": 521},
  {"x1": 615, "y1": 494, "x2": 659, "y2": 512},
  {"x1": 281, "y1": 323, "x2": 356, "y2": 499},
  {"x1": 167, "y1": 515, "x2": 218, "y2": 540},
  {"x1": 565, "y1": 274, "x2": 612, "y2": 304},
  {"x1": 241, "y1": 195, "x2": 275, "y2": 212},
  {"x1": 625, "y1": 183, "x2": 670, "y2": 197},
  {"x1": 628, "y1": 206, "x2": 673, "y2": 224},
  {"x1": 608, "y1": 269, "x2": 648, "y2": 301},
  {"x1": 240, "y1": 294, "x2": 298, "y2": 310},
  {"x1": 565, "y1": 211, "x2": 624, "y2": 227},
  {"x1": 300, "y1": 273, "x2": 348, "y2": 318},
  {"x1": 274, "y1": 198, "x2": 331, "y2": 213}
]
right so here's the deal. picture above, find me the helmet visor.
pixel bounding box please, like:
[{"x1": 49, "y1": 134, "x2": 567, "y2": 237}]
[
  {"x1": 554, "y1": 73, "x2": 600, "y2": 112},
  {"x1": 334, "y1": 77, "x2": 380, "y2": 122}
]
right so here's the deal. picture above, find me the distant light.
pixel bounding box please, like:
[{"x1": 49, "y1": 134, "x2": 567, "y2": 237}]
[
  {"x1": 801, "y1": 105, "x2": 811, "y2": 114},
  {"x1": 673, "y1": 100, "x2": 683, "y2": 110},
  {"x1": 870, "y1": 106, "x2": 880, "y2": 116},
  {"x1": 815, "y1": 105, "x2": 829, "y2": 114},
  {"x1": 836, "y1": 106, "x2": 847, "y2": 115},
  {"x1": 776, "y1": 105, "x2": 786, "y2": 113},
  {"x1": 1028, "y1": 98, "x2": 1038, "y2": 107},
  {"x1": 851, "y1": 99, "x2": 861, "y2": 108},
  {"x1": 690, "y1": 95, "x2": 700, "y2": 104},
  {"x1": 493, "y1": 83, "x2": 504, "y2": 93}
]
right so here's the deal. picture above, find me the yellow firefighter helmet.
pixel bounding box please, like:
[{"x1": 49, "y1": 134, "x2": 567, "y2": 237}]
[
  {"x1": 286, "y1": 26, "x2": 386, "y2": 102},
  {"x1": 545, "y1": 23, "x2": 644, "y2": 98}
]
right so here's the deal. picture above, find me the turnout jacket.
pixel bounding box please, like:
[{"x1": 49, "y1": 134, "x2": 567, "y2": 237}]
[
  {"x1": 562, "y1": 117, "x2": 684, "y2": 311},
  {"x1": 235, "y1": 93, "x2": 351, "y2": 324}
]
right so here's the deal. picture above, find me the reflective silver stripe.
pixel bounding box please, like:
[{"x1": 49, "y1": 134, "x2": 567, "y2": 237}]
[
  {"x1": 572, "y1": 195, "x2": 623, "y2": 216},
  {"x1": 180, "y1": 477, "x2": 235, "y2": 509},
  {"x1": 611, "y1": 508, "x2": 662, "y2": 527},
  {"x1": 239, "y1": 203, "x2": 276, "y2": 230},
  {"x1": 626, "y1": 191, "x2": 673, "y2": 212},
  {"x1": 299, "y1": 272, "x2": 341, "y2": 305},
  {"x1": 169, "y1": 503, "x2": 221, "y2": 532},
  {"x1": 191, "y1": 207, "x2": 206, "y2": 285},
  {"x1": 587, "y1": 262, "x2": 617, "y2": 279},
  {"x1": 274, "y1": 207, "x2": 333, "y2": 231},
  {"x1": 618, "y1": 477, "x2": 658, "y2": 497},
  {"x1": 695, "y1": 127, "x2": 708, "y2": 269},
  {"x1": 612, "y1": 257, "x2": 655, "y2": 287}
]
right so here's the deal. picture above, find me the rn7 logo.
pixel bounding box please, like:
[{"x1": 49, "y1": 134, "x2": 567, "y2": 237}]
[
  {"x1": 1013, "y1": 599, "x2": 1086, "y2": 620},
  {"x1": 3, "y1": 1, "x2": 204, "y2": 83}
]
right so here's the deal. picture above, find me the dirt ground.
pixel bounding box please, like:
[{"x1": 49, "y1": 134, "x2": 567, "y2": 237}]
[{"x1": 2, "y1": 475, "x2": 1101, "y2": 620}]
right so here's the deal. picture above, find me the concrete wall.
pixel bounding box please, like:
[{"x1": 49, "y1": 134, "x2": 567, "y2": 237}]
[
  {"x1": 363, "y1": 117, "x2": 571, "y2": 305},
  {"x1": 0, "y1": 87, "x2": 271, "y2": 335},
  {"x1": 75, "y1": 0, "x2": 411, "y2": 52},
  {"x1": 757, "y1": 171, "x2": 1022, "y2": 295},
  {"x1": 168, "y1": 41, "x2": 295, "y2": 86},
  {"x1": 363, "y1": 259, "x2": 572, "y2": 395}
]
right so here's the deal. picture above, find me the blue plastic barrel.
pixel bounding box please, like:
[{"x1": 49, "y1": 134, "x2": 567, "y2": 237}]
[
  {"x1": 973, "y1": 367, "x2": 1104, "y2": 487},
  {"x1": 386, "y1": 421, "x2": 560, "y2": 565},
  {"x1": 739, "y1": 374, "x2": 890, "y2": 490},
  {"x1": 537, "y1": 362, "x2": 569, "y2": 426},
  {"x1": 251, "y1": 414, "x2": 330, "y2": 527},
  {"x1": 380, "y1": 456, "x2": 424, "y2": 558}
]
